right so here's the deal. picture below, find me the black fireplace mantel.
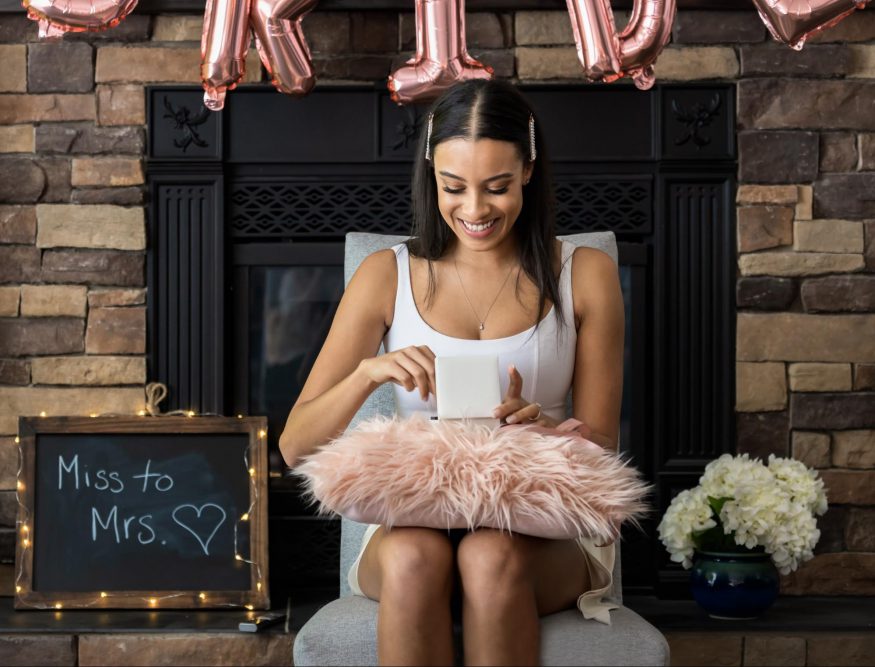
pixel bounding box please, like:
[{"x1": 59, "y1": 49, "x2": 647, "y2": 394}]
[{"x1": 145, "y1": 81, "x2": 736, "y2": 597}]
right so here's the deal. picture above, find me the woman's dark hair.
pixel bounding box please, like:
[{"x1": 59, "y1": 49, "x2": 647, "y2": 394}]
[{"x1": 406, "y1": 79, "x2": 566, "y2": 339}]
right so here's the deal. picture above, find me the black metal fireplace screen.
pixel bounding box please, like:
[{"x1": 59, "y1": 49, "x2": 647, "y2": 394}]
[{"x1": 146, "y1": 82, "x2": 736, "y2": 602}]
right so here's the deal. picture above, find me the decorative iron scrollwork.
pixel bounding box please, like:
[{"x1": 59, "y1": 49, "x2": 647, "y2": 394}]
[
  {"x1": 392, "y1": 107, "x2": 424, "y2": 152},
  {"x1": 162, "y1": 96, "x2": 211, "y2": 153},
  {"x1": 671, "y1": 94, "x2": 721, "y2": 149}
]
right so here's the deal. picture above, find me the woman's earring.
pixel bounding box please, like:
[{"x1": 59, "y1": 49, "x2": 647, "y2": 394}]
[{"x1": 528, "y1": 114, "x2": 537, "y2": 162}]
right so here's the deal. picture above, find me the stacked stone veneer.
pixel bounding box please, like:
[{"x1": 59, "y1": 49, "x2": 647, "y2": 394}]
[{"x1": 0, "y1": 8, "x2": 873, "y2": 596}]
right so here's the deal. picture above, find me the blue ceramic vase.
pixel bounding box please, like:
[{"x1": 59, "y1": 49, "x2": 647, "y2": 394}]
[{"x1": 690, "y1": 550, "x2": 779, "y2": 619}]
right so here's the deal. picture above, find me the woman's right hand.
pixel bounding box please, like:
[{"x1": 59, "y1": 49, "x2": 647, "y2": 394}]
[{"x1": 358, "y1": 345, "x2": 436, "y2": 401}]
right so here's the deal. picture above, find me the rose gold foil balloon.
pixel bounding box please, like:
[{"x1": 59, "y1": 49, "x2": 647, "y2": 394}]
[
  {"x1": 566, "y1": 0, "x2": 621, "y2": 81},
  {"x1": 751, "y1": 0, "x2": 871, "y2": 50},
  {"x1": 565, "y1": 0, "x2": 675, "y2": 90},
  {"x1": 23, "y1": 0, "x2": 139, "y2": 39},
  {"x1": 250, "y1": 0, "x2": 318, "y2": 97},
  {"x1": 388, "y1": 0, "x2": 493, "y2": 106},
  {"x1": 618, "y1": 0, "x2": 675, "y2": 89},
  {"x1": 201, "y1": 0, "x2": 252, "y2": 111}
]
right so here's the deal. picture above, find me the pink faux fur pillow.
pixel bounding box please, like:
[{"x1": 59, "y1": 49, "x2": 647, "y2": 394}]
[{"x1": 293, "y1": 413, "x2": 650, "y2": 543}]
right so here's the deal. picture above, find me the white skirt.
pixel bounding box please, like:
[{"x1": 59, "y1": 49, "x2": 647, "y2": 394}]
[{"x1": 347, "y1": 524, "x2": 618, "y2": 625}]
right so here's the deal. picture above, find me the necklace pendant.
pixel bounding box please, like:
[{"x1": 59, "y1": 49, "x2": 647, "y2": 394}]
[{"x1": 479, "y1": 323, "x2": 485, "y2": 331}]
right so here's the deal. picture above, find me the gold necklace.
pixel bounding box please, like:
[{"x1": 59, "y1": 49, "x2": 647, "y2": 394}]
[{"x1": 453, "y1": 258, "x2": 519, "y2": 331}]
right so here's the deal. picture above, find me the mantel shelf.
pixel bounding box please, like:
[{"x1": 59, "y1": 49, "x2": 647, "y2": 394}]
[
  {"x1": 624, "y1": 595, "x2": 875, "y2": 633},
  {"x1": 0, "y1": 595, "x2": 294, "y2": 634},
  {"x1": 3, "y1": 593, "x2": 873, "y2": 635}
]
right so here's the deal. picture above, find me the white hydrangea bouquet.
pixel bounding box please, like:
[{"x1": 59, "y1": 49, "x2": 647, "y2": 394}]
[{"x1": 657, "y1": 453, "x2": 828, "y2": 575}]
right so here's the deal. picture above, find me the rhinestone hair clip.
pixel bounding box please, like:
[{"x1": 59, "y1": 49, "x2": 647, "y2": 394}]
[
  {"x1": 424, "y1": 112, "x2": 434, "y2": 161},
  {"x1": 425, "y1": 111, "x2": 536, "y2": 162}
]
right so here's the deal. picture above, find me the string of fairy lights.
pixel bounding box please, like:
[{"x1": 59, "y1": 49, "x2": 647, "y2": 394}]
[{"x1": 14, "y1": 382, "x2": 267, "y2": 611}]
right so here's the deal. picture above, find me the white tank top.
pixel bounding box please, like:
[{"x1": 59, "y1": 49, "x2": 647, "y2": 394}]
[
  {"x1": 383, "y1": 240, "x2": 577, "y2": 422},
  {"x1": 369, "y1": 240, "x2": 618, "y2": 625}
]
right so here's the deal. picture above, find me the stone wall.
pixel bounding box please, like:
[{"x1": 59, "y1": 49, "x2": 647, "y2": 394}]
[{"x1": 0, "y1": 8, "x2": 873, "y2": 595}]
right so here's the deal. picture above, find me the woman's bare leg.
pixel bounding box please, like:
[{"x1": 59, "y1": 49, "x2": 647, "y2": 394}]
[
  {"x1": 357, "y1": 526, "x2": 456, "y2": 666},
  {"x1": 456, "y1": 529, "x2": 589, "y2": 666}
]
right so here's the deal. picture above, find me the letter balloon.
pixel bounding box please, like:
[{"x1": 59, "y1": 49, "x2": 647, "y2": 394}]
[
  {"x1": 23, "y1": 0, "x2": 139, "y2": 39},
  {"x1": 388, "y1": 0, "x2": 493, "y2": 105},
  {"x1": 249, "y1": 0, "x2": 319, "y2": 97},
  {"x1": 565, "y1": 0, "x2": 676, "y2": 90},
  {"x1": 201, "y1": 0, "x2": 252, "y2": 110},
  {"x1": 751, "y1": 0, "x2": 872, "y2": 50}
]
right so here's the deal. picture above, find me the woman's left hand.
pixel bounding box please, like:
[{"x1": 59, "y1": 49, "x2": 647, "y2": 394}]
[{"x1": 492, "y1": 364, "x2": 558, "y2": 427}]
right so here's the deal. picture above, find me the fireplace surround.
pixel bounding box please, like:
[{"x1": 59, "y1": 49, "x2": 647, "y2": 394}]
[{"x1": 146, "y1": 82, "x2": 736, "y2": 602}]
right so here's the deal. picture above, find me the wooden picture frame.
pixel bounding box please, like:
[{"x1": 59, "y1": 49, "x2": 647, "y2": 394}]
[{"x1": 14, "y1": 415, "x2": 269, "y2": 610}]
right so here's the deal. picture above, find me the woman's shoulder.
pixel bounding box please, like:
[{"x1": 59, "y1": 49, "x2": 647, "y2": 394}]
[
  {"x1": 561, "y1": 241, "x2": 618, "y2": 285},
  {"x1": 568, "y1": 244, "x2": 621, "y2": 322},
  {"x1": 357, "y1": 246, "x2": 402, "y2": 295},
  {"x1": 360, "y1": 243, "x2": 403, "y2": 269},
  {"x1": 569, "y1": 244, "x2": 617, "y2": 270},
  {"x1": 348, "y1": 246, "x2": 400, "y2": 329}
]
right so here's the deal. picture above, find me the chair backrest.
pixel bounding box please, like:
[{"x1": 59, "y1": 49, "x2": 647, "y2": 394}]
[{"x1": 339, "y1": 231, "x2": 623, "y2": 602}]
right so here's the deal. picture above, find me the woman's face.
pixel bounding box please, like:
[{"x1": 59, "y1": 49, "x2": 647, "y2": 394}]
[{"x1": 432, "y1": 137, "x2": 533, "y2": 250}]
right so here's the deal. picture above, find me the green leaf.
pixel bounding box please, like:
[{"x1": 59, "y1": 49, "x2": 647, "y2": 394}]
[
  {"x1": 692, "y1": 517, "x2": 745, "y2": 552},
  {"x1": 708, "y1": 496, "x2": 732, "y2": 515}
]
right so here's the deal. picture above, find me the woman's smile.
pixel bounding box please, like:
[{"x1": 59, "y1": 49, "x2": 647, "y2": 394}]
[{"x1": 458, "y1": 217, "x2": 500, "y2": 237}]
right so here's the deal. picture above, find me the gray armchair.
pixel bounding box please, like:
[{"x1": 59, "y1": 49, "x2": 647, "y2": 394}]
[{"x1": 293, "y1": 231, "x2": 669, "y2": 666}]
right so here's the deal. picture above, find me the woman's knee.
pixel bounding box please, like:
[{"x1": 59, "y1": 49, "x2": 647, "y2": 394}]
[
  {"x1": 457, "y1": 530, "x2": 531, "y2": 605},
  {"x1": 378, "y1": 527, "x2": 455, "y2": 594}
]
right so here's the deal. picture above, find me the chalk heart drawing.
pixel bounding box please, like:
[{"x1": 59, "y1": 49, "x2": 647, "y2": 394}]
[{"x1": 171, "y1": 503, "x2": 227, "y2": 556}]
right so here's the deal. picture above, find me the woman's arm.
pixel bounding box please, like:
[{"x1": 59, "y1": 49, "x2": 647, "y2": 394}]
[
  {"x1": 278, "y1": 249, "x2": 396, "y2": 468},
  {"x1": 570, "y1": 247, "x2": 626, "y2": 453}
]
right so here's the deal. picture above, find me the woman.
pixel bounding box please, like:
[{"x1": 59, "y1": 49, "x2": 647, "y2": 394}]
[{"x1": 280, "y1": 79, "x2": 625, "y2": 666}]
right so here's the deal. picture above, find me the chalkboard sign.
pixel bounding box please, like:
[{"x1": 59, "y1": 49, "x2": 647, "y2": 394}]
[{"x1": 14, "y1": 416, "x2": 269, "y2": 610}]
